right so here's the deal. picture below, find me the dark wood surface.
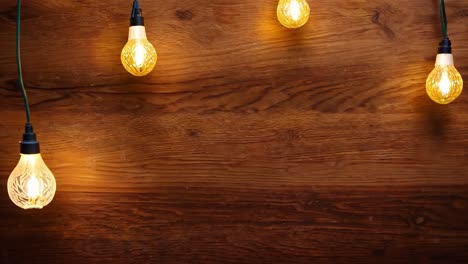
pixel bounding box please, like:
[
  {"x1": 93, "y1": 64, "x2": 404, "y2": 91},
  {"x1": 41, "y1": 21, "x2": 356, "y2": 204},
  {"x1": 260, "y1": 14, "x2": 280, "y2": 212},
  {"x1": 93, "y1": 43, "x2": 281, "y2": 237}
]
[{"x1": 0, "y1": 0, "x2": 468, "y2": 263}]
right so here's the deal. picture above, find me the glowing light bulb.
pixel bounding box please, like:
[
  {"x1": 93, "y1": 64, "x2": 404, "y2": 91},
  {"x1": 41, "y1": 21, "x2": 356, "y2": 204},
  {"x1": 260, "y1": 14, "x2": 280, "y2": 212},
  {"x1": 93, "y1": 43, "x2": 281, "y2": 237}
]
[
  {"x1": 121, "y1": 0, "x2": 157, "y2": 76},
  {"x1": 121, "y1": 26, "x2": 157, "y2": 76},
  {"x1": 277, "y1": 0, "x2": 310, "y2": 29},
  {"x1": 426, "y1": 53, "x2": 463, "y2": 104},
  {"x1": 8, "y1": 154, "x2": 56, "y2": 209}
]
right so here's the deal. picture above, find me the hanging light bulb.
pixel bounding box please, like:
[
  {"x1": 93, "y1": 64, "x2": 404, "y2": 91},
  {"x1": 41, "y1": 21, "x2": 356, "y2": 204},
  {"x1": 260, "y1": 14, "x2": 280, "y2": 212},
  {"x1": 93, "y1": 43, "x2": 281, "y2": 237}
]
[
  {"x1": 426, "y1": 0, "x2": 463, "y2": 104},
  {"x1": 121, "y1": 0, "x2": 157, "y2": 76},
  {"x1": 8, "y1": 124, "x2": 56, "y2": 209},
  {"x1": 9, "y1": 0, "x2": 56, "y2": 209},
  {"x1": 277, "y1": 0, "x2": 310, "y2": 29},
  {"x1": 426, "y1": 41, "x2": 463, "y2": 104}
]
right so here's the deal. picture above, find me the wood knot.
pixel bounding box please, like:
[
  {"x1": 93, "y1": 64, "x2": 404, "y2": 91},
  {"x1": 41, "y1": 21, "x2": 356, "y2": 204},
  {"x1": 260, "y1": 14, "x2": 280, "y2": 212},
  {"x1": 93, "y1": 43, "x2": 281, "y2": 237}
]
[
  {"x1": 176, "y1": 10, "x2": 193, "y2": 20},
  {"x1": 246, "y1": 108, "x2": 259, "y2": 113},
  {"x1": 186, "y1": 129, "x2": 200, "y2": 137},
  {"x1": 371, "y1": 9, "x2": 396, "y2": 40},
  {"x1": 414, "y1": 216, "x2": 425, "y2": 225},
  {"x1": 371, "y1": 11, "x2": 381, "y2": 24}
]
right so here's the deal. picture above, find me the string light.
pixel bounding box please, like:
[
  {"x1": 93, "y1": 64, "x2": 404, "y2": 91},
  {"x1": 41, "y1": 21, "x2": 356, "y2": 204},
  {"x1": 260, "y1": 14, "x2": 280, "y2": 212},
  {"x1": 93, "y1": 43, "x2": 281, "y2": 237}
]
[
  {"x1": 8, "y1": 0, "x2": 56, "y2": 209},
  {"x1": 426, "y1": 0, "x2": 463, "y2": 104},
  {"x1": 121, "y1": 0, "x2": 157, "y2": 76},
  {"x1": 277, "y1": 0, "x2": 310, "y2": 29}
]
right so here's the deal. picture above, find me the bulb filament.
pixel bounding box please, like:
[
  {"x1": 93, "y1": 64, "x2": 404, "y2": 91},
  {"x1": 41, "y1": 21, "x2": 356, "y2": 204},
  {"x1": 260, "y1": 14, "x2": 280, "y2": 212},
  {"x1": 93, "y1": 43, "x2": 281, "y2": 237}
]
[
  {"x1": 288, "y1": 0, "x2": 301, "y2": 21},
  {"x1": 26, "y1": 175, "x2": 41, "y2": 199},
  {"x1": 134, "y1": 44, "x2": 146, "y2": 68},
  {"x1": 439, "y1": 71, "x2": 450, "y2": 96}
]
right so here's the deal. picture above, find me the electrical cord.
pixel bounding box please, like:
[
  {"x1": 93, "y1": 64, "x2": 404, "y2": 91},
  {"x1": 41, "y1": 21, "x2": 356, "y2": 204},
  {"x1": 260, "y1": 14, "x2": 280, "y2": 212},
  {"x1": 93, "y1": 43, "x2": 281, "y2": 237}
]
[
  {"x1": 440, "y1": 0, "x2": 448, "y2": 39},
  {"x1": 16, "y1": 0, "x2": 31, "y2": 124}
]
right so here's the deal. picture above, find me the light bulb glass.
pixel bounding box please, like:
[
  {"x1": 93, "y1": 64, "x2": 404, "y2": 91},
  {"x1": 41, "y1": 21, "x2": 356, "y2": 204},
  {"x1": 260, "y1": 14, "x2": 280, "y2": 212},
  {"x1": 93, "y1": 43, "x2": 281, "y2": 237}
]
[
  {"x1": 121, "y1": 26, "x2": 157, "y2": 76},
  {"x1": 277, "y1": 0, "x2": 310, "y2": 29},
  {"x1": 426, "y1": 54, "x2": 463, "y2": 104},
  {"x1": 7, "y1": 154, "x2": 56, "y2": 209}
]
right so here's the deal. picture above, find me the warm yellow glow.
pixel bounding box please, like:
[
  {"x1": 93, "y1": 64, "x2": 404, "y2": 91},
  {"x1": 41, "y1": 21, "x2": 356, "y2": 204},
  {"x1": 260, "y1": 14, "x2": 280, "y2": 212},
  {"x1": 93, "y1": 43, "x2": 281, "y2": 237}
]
[
  {"x1": 288, "y1": 1, "x2": 301, "y2": 21},
  {"x1": 7, "y1": 154, "x2": 56, "y2": 209},
  {"x1": 134, "y1": 44, "x2": 146, "y2": 68},
  {"x1": 26, "y1": 175, "x2": 41, "y2": 199},
  {"x1": 426, "y1": 65, "x2": 463, "y2": 105},
  {"x1": 277, "y1": 0, "x2": 310, "y2": 28},
  {"x1": 439, "y1": 71, "x2": 451, "y2": 96},
  {"x1": 121, "y1": 26, "x2": 157, "y2": 77}
]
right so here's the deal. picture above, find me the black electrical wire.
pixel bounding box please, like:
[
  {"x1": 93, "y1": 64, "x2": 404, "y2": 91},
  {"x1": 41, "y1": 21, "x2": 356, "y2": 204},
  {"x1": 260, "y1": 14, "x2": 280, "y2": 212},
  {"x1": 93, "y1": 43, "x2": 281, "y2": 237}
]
[
  {"x1": 16, "y1": 0, "x2": 31, "y2": 124},
  {"x1": 440, "y1": 0, "x2": 448, "y2": 39}
]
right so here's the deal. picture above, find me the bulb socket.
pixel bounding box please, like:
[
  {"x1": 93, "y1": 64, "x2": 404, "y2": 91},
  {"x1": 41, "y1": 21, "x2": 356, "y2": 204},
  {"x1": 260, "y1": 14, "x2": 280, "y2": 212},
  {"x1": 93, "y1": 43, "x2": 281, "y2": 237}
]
[
  {"x1": 438, "y1": 38, "x2": 452, "y2": 54},
  {"x1": 130, "y1": 0, "x2": 145, "y2": 26},
  {"x1": 20, "y1": 123, "x2": 40, "y2": 154}
]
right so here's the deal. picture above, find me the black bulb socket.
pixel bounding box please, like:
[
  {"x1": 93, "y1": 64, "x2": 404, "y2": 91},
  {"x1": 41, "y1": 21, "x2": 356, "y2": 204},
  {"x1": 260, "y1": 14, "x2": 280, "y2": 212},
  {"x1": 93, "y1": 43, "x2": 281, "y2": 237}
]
[
  {"x1": 20, "y1": 123, "x2": 40, "y2": 154},
  {"x1": 130, "y1": 0, "x2": 144, "y2": 26},
  {"x1": 438, "y1": 38, "x2": 452, "y2": 54}
]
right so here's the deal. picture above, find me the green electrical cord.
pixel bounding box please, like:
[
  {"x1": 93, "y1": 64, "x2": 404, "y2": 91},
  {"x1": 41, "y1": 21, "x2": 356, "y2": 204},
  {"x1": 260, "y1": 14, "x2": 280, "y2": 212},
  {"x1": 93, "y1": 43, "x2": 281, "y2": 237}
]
[
  {"x1": 440, "y1": 0, "x2": 448, "y2": 39},
  {"x1": 16, "y1": 0, "x2": 31, "y2": 124}
]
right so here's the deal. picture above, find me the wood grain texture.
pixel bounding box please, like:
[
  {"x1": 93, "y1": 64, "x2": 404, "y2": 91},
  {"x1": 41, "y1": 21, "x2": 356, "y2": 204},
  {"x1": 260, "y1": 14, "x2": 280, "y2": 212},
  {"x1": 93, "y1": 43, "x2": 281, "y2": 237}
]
[{"x1": 0, "y1": 0, "x2": 468, "y2": 263}]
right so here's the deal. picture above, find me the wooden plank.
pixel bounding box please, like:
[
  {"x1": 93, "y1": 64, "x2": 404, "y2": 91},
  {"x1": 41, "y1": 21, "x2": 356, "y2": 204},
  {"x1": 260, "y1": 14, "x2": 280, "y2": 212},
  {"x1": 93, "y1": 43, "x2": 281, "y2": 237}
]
[
  {"x1": 0, "y1": 0, "x2": 466, "y2": 114},
  {"x1": 0, "y1": 0, "x2": 467, "y2": 263},
  {"x1": 0, "y1": 187, "x2": 467, "y2": 263},
  {"x1": 0, "y1": 110, "x2": 467, "y2": 192}
]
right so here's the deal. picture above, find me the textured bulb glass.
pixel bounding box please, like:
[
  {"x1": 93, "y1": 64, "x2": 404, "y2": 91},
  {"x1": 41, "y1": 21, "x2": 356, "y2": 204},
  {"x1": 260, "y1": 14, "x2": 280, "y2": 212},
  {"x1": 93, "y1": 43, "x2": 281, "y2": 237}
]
[
  {"x1": 8, "y1": 154, "x2": 56, "y2": 209},
  {"x1": 277, "y1": 0, "x2": 310, "y2": 28},
  {"x1": 426, "y1": 54, "x2": 463, "y2": 104},
  {"x1": 121, "y1": 26, "x2": 157, "y2": 76}
]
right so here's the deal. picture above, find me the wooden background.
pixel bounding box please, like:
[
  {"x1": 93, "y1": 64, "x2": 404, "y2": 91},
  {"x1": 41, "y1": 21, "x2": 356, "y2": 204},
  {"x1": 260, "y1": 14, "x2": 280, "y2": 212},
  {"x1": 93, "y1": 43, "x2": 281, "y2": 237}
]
[{"x1": 0, "y1": 0, "x2": 467, "y2": 263}]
